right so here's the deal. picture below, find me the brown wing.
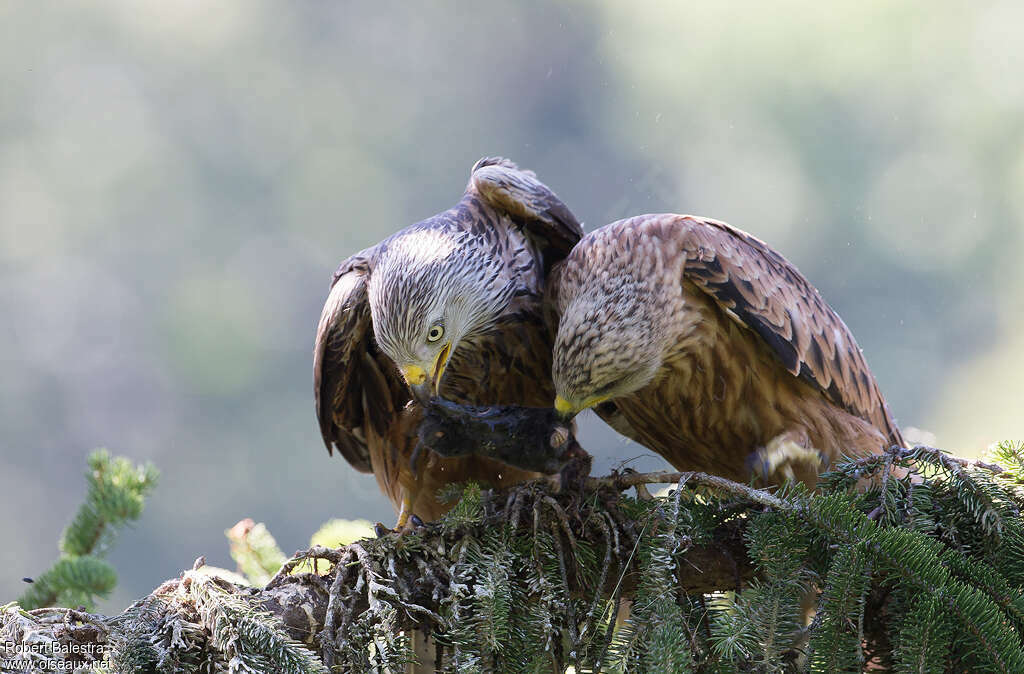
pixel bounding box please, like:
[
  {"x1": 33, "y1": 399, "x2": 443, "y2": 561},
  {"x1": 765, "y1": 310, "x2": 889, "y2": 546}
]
[
  {"x1": 469, "y1": 157, "x2": 583, "y2": 274},
  {"x1": 665, "y1": 215, "x2": 903, "y2": 446},
  {"x1": 313, "y1": 252, "x2": 410, "y2": 472}
]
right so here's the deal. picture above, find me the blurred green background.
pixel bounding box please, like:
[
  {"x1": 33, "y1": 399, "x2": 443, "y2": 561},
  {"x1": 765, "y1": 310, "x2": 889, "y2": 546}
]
[{"x1": 2, "y1": 1, "x2": 1022, "y2": 611}]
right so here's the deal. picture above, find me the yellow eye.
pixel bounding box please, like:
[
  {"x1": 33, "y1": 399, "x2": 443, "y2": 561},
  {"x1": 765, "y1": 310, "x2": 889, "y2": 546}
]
[{"x1": 426, "y1": 325, "x2": 445, "y2": 343}]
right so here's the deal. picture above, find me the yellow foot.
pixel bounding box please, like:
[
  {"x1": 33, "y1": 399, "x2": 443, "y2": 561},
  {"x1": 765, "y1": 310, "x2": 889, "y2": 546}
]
[
  {"x1": 374, "y1": 515, "x2": 425, "y2": 537},
  {"x1": 375, "y1": 496, "x2": 426, "y2": 537}
]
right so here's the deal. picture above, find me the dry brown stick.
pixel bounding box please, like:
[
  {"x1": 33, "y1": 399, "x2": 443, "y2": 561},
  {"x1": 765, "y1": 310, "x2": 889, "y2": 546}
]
[
  {"x1": 586, "y1": 471, "x2": 789, "y2": 510},
  {"x1": 913, "y1": 445, "x2": 1003, "y2": 473}
]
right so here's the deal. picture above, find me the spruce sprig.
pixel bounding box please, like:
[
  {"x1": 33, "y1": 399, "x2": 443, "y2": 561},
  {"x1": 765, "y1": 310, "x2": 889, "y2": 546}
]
[{"x1": 19, "y1": 449, "x2": 157, "y2": 610}]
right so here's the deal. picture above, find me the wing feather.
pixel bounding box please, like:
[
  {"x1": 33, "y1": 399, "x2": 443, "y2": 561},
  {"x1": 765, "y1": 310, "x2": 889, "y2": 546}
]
[
  {"x1": 469, "y1": 157, "x2": 583, "y2": 271},
  {"x1": 664, "y1": 215, "x2": 902, "y2": 446},
  {"x1": 313, "y1": 253, "x2": 409, "y2": 472}
]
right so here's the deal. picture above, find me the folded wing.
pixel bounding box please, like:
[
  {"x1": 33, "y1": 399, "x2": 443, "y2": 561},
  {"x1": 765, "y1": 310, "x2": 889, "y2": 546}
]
[
  {"x1": 670, "y1": 215, "x2": 902, "y2": 446},
  {"x1": 314, "y1": 253, "x2": 410, "y2": 472}
]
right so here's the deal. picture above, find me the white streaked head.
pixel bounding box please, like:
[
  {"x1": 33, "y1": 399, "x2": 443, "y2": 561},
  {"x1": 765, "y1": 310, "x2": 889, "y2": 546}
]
[{"x1": 368, "y1": 226, "x2": 514, "y2": 400}]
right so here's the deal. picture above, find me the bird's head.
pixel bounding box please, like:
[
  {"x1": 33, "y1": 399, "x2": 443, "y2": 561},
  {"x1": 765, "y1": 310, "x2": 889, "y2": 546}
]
[
  {"x1": 368, "y1": 227, "x2": 514, "y2": 402},
  {"x1": 552, "y1": 283, "x2": 664, "y2": 421}
]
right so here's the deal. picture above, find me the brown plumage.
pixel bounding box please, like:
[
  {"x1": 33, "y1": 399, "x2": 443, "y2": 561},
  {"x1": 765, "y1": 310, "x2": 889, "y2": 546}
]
[
  {"x1": 314, "y1": 158, "x2": 582, "y2": 525},
  {"x1": 550, "y1": 214, "x2": 903, "y2": 485}
]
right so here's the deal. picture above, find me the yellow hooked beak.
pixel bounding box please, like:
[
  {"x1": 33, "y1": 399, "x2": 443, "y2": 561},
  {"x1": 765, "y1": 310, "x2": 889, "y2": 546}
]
[
  {"x1": 400, "y1": 364, "x2": 428, "y2": 387},
  {"x1": 401, "y1": 343, "x2": 452, "y2": 402},
  {"x1": 554, "y1": 395, "x2": 577, "y2": 418},
  {"x1": 555, "y1": 393, "x2": 611, "y2": 420}
]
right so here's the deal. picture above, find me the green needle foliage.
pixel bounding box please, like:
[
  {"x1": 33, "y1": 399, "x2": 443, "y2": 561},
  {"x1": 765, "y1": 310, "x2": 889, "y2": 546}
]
[
  {"x1": 19, "y1": 449, "x2": 157, "y2": 610},
  {"x1": 609, "y1": 489, "x2": 695, "y2": 672},
  {"x1": 17, "y1": 556, "x2": 118, "y2": 612},
  {"x1": 893, "y1": 594, "x2": 952, "y2": 673},
  {"x1": 5, "y1": 443, "x2": 1024, "y2": 673},
  {"x1": 186, "y1": 571, "x2": 329, "y2": 674},
  {"x1": 311, "y1": 444, "x2": 1024, "y2": 672}
]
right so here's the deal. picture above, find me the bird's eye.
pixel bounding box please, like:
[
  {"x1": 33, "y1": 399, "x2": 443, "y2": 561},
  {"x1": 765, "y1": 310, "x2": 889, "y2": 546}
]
[{"x1": 426, "y1": 324, "x2": 445, "y2": 343}]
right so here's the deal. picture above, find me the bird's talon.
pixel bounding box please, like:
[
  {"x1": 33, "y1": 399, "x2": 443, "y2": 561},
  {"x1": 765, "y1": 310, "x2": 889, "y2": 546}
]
[
  {"x1": 409, "y1": 514, "x2": 425, "y2": 528},
  {"x1": 374, "y1": 522, "x2": 391, "y2": 538},
  {"x1": 549, "y1": 425, "x2": 570, "y2": 450}
]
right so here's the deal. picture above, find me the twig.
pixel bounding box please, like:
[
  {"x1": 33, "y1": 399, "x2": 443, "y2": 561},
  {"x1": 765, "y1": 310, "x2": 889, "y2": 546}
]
[
  {"x1": 319, "y1": 549, "x2": 354, "y2": 668},
  {"x1": 841, "y1": 445, "x2": 1004, "y2": 477},
  {"x1": 268, "y1": 545, "x2": 344, "y2": 588},
  {"x1": 594, "y1": 580, "x2": 624, "y2": 673},
  {"x1": 542, "y1": 495, "x2": 577, "y2": 550},
  {"x1": 551, "y1": 520, "x2": 580, "y2": 670},
  {"x1": 587, "y1": 471, "x2": 789, "y2": 510},
  {"x1": 867, "y1": 452, "x2": 895, "y2": 521},
  {"x1": 582, "y1": 514, "x2": 614, "y2": 640}
]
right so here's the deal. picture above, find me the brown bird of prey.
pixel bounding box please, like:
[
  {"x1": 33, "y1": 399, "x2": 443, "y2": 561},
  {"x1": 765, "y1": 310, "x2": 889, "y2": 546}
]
[
  {"x1": 549, "y1": 214, "x2": 903, "y2": 486},
  {"x1": 314, "y1": 158, "x2": 582, "y2": 527}
]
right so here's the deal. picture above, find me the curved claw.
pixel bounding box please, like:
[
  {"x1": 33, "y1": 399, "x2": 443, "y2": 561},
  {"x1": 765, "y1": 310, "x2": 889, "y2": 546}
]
[
  {"x1": 381, "y1": 495, "x2": 421, "y2": 536},
  {"x1": 375, "y1": 513, "x2": 427, "y2": 538}
]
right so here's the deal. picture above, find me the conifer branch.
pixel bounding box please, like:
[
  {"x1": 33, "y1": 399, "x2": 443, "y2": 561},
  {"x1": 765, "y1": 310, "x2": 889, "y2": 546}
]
[
  {"x1": 4, "y1": 445, "x2": 1024, "y2": 672},
  {"x1": 18, "y1": 449, "x2": 157, "y2": 611}
]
